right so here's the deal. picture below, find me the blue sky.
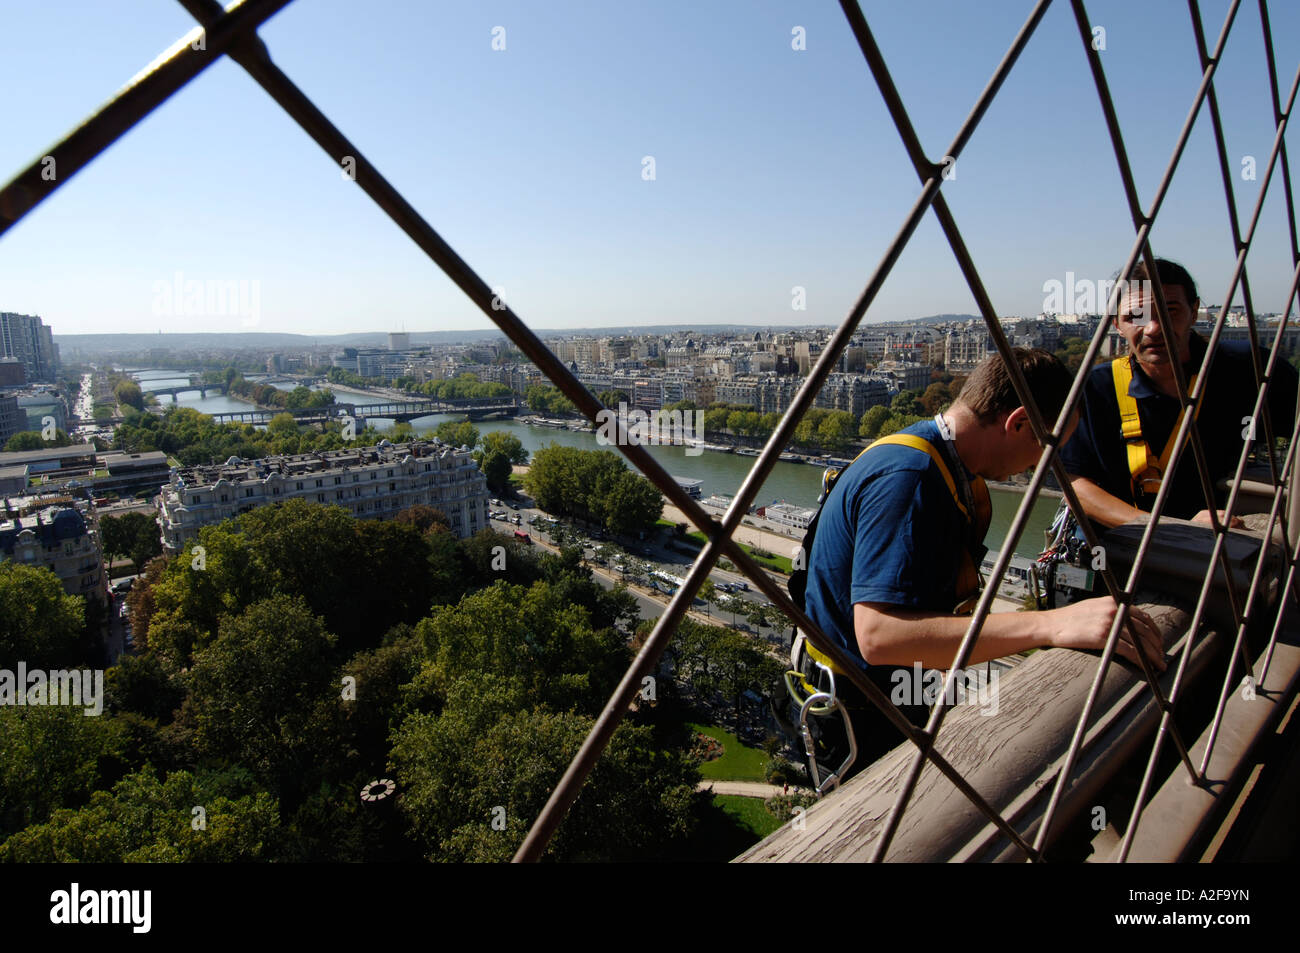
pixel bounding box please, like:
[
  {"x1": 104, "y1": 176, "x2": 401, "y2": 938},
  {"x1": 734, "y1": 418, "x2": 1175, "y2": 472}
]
[{"x1": 1, "y1": 0, "x2": 1297, "y2": 337}]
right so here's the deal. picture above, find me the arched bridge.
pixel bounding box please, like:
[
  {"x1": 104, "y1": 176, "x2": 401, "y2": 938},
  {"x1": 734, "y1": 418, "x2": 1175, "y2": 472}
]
[{"x1": 140, "y1": 376, "x2": 228, "y2": 400}]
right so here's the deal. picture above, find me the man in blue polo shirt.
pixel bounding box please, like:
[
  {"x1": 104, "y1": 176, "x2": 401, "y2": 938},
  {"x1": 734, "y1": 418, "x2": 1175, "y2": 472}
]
[
  {"x1": 1061, "y1": 258, "x2": 1297, "y2": 527},
  {"x1": 801, "y1": 348, "x2": 1164, "y2": 775}
]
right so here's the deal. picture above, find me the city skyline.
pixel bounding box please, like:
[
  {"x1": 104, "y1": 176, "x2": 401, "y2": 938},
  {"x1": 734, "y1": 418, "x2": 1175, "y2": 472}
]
[{"x1": 2, "y1": 1, "x2": 1299, "y2": 337}]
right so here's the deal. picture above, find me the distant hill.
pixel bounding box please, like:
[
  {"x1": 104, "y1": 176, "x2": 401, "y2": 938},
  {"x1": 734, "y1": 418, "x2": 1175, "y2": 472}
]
[{"x1": 54, "y1": 317, "x2": 984, "y2": 354}]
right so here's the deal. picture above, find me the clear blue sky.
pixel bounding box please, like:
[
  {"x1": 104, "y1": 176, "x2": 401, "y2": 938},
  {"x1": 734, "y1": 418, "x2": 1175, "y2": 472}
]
[{"x1": 1, "y1": 0, "x2": 1297, "y2": 337}]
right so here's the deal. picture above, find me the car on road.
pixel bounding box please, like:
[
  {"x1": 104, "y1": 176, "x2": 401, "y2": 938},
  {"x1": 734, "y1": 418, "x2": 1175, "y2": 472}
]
[
  {"x1": 733, "y1": 580, "x2": 749, "y2": 591},
  {"x1": 112, "y1": 578, "x2": 134, "y2": 594},
  {"x1": 512, "y1": 515, "x2": 522, "y2": 525}
]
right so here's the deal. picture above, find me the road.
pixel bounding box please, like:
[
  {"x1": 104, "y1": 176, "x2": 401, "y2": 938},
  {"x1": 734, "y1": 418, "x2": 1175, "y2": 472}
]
[{"x1": 487, "y1": 499, "x2": 794, "y2": 647}]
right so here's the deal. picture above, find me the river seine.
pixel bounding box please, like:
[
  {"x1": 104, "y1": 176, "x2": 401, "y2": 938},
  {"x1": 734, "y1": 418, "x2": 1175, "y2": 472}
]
[{"x1": 129, "y1": 369, "x2": 1061, "y2": 557}]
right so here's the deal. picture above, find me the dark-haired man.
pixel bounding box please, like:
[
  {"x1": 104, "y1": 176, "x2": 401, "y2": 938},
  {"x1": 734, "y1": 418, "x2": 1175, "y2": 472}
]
[
  {"x1": 1061, "y1": 259, "x2": 1297, "y2": 528},
  {"x1": 798, "y1": 348, "x2": 1163, "y2": 774}
]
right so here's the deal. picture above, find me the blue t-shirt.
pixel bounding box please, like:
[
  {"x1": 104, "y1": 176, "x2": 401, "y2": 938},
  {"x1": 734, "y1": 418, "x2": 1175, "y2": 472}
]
[
  {"x1": 1060, "y1": 336, "x2": 1297, "y2": 519},
  {"x1": 803, "y1": 420, "x2": 975, "y2": 674}
]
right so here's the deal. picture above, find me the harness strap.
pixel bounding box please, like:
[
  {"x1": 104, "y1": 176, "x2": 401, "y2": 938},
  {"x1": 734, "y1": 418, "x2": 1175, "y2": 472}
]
[
  {"x1": 802, "y1": 432, "x2": 990, "y2": 676},
  {"x1": 1111, "y1": 357, "x2": 1200, "y2": 498}
]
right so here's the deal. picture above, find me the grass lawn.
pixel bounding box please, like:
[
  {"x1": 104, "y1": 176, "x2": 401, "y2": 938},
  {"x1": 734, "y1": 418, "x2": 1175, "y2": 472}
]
[
  {"x1": 689, "y1": 722, "x2": 769, "y2": 781},
  {"x1": 680, "y1": 532, "x2": 792, "y2": 575},
  {"x1": 713, "y1": 795, "x2": 782, "y2": 838}
]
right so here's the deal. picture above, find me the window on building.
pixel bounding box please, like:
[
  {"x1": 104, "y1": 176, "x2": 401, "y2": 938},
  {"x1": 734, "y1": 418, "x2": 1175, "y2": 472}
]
[
  {"x1": 296, "y1": 481, "x2": 304, "y2": 490},
  {"x1": 220, "y1": 494, "x2": 228, "y2": 502},
  {"x1": 315, "y1": 479, "x2": 323, "y2": 488},
  {"x1": 334, "y1": 476, "x2": 342, "y2": 485},
  {"x1": 190, "y1": 495, "x2": 200, "y2": 505},
  {"x1": 245, "y1": 488, "x2": 254, "y2": 497},
  {"x1": 317, "y1": 493, "x2": 325, "y2": 502},
  {"x1": 336, "y1": 491, "x2": 343, "y2": 500}
]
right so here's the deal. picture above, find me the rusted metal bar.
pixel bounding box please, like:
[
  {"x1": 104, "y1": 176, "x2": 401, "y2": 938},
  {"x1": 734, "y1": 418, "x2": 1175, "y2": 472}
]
[
  {"x1": 154, "y1": 0, "x2": 964, "y2": 863},
  {"x1": 0, "y1": 0, "x2": 296, "y2": 237},
  {"x1": 836, "y1": 0, "x2": 1179, "y2": 861},
  {"x1": 1117, "y1": 275, "x2": 1300, "y2": 859},
  {"x1": 1030, "y1": 0, "x2": 1252, "y2": 854}
]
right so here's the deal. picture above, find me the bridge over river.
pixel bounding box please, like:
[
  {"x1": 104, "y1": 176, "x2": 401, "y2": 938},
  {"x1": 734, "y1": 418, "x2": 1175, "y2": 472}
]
[{"x1": 207, "y1": 396, "x2": 519, "y2": 427}]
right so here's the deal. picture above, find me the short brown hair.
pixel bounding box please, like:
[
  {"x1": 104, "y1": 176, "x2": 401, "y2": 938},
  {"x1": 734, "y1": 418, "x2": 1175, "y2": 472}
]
[
  {"x1": 957, "y1": 347, "x2": 1073, "y2": 425},
  {"x1": 1109, "y1": 258, "x2": 1199, "y2": 318}
]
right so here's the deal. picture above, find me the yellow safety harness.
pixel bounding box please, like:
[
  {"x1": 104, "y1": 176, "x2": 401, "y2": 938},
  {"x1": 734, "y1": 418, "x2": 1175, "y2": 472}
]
[
  {"x1": 1111, "y1": 356, "x2": 1198, "y2": 500},
  {"x1": 796, "y1": 432, "x2": 991, "y2": 679}
]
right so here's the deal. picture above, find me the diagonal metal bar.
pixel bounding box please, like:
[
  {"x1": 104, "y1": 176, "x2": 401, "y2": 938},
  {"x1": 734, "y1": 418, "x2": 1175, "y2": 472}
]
[
  {"x1": 149, "y1": 0, "x2": 1005, "y2": 862},
  {"x1": 0, "y1": 0, "x2": 297, "y2": 237},
  {"x1": 1031, "y1": 0, "x2": 1254, "y2": 854},
  {"x1": 1189, "y1": 0, "x2": 1284, "y2": 504},
  {"x1": 1198, "y1": 261, "x2": 1300, "y2": 775},
  {"x1": 1117, "y1": 257, "x2": 1300, "y2": 861},
  {"x1": 837, "y1": 0, "x2": 1185, "y2": 862},
  {"x1": 1259, "y1": 0, "x2": 1300, "y2": 272},
  {"x1": 1042, "y1": 8, "x2": 1300, "y2": 855}
]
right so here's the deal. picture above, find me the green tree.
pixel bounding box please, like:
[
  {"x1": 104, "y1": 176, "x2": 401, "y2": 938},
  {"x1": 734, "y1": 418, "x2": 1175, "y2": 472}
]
[
  {"x1": 390, "y1": 580, "x2": 696, "y2": 861},
  {"x1": 480, "y1": 449, "x2": 513, "y2": 493},
  {"x1": 114, "y1": 379, "x2": 144, "y2": 411},
  {"x1": 860, "y1": 404, "x2": 891, "y2": 440},
  {"x1": 267, "y1": 412, "x2": 299, "y2": 438},
  {"x1": 704, "y1": 407, "x2": 731, "y2": 434},
  {"x1": 393, "y1": 504, "x2": 450, "y2": 535},
  {"x1": 0, "y1": 707, "x2": 127, "y2": 839},
  {"x1": 104, "y1": 511, "x2": 162, "y2": 570},
  {"x1": 478, "y1": 430, "x2": 528, "y2": 466},
  {"x1": 920, "y1": 382, "x2": 951, "y2": 415},
  {"x1": 817, "y1": 410, "x2": 858, "y2": 451},
  {"x1": 892, "y1": 389, "x2": 925, "y2": 417},
  {"x1": 0, "y1": 563, "x2": 86, "y2": 668},
  {"x1": 434, "y1": 420, "x2": 480, "y2": 449},
  {"x1": 596, "y1": 469, "x2": 664, "y2": 537},
  {"x1": 187, "y1": 595, "x2": 342, "y2": 801},
  {"x1": 0, "y1": 766, "x2": 280, "y2": 862}
]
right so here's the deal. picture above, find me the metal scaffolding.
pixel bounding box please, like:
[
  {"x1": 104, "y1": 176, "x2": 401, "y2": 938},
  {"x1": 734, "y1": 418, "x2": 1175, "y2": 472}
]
[{"x1": 2, "y1": 0, "x2": 1296, "y2": 863}]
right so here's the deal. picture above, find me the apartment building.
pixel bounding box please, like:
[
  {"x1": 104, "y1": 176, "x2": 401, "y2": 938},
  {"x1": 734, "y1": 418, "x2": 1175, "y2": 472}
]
[
  {"x1": 157, "y1": 438, "x2": 490, "y2": 552},
  {"x1": 0, "y1": 500, "x2": 106, "y2": 603}
]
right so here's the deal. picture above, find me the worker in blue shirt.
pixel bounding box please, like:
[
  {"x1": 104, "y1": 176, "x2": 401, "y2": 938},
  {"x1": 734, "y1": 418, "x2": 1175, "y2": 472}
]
[
  {"x1": 1061, "y1": 258, "x2": 1297, "y2": 528},
  {"x1": 796, "y1": 348, "x2": 1164, "y2": 781}
]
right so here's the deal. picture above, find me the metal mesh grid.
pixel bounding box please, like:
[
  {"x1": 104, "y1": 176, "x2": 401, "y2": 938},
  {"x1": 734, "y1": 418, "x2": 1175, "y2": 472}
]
[{"x1": 2, "y1": 0, "x2": 1296, "y2": 863}]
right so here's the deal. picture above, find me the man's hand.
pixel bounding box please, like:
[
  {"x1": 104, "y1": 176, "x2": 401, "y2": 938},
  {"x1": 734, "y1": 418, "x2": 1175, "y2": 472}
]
[
  {"x1": 1191, "y1": 509, "x2": 1245, "y2": 529},
  {"x1": 1047, "y1": 597, "x2": 1166, "y2": 672}
]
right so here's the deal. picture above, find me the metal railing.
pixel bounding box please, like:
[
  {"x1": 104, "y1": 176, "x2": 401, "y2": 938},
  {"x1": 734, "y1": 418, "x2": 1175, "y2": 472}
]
[{"x1": 2, "y1": 0, "x2": 1296, "y2": 863}]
